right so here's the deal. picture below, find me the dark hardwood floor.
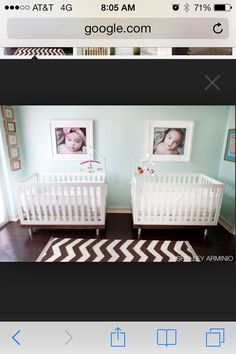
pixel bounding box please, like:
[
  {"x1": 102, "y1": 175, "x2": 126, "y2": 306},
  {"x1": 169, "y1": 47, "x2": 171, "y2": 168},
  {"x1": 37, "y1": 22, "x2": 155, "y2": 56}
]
[{"x1": 0, "y1": 213, "x2": 235, "y2": 261}]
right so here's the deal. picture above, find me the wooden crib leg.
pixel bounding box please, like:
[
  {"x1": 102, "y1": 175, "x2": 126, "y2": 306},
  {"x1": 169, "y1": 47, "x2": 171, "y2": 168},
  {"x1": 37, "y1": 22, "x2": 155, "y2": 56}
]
[
  {"x1": 204, "y1": 228, "x2": 208, "y2": 241},
  {"x1": 138, "y1": 228, "x2": 142, "y2": 239},
  {"x1": 96, "y1": 228, "x2": 100, "y2": 237},
  {"x1": 29, "y1": 228, "x2": 33, "y2": 238}
]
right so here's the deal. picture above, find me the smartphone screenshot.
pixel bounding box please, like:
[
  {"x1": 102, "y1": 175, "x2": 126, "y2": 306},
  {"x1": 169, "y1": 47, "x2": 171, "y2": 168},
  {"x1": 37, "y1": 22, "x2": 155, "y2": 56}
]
[{"x1": 0, "y1": 1, "x2": 235, "y2": 353}]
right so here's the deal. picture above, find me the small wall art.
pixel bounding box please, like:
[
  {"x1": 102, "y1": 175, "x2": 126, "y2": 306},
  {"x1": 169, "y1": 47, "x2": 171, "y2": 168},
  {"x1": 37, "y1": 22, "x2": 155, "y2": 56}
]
[
  {"x1": 8, "y1": 146, "x2": 20, "y2": 159},
  {"x1": 224, "y1": 129, "x2": 235, "y2": 162},
  {"x1": 5, "y1": 120, "x2": 16, "y2": 133},
  {"x1": 1, "y1": 105, "x2": 21, "y2": 172},
  {"x1": 6, "y1": 133, "x2": 18, "y2": 146},
  {"x1": 1, "y1": 106, "x2": 14, "y2": 120},
  {"x1": 10, "y1": 159, "x2": 21, "y2": 171}
]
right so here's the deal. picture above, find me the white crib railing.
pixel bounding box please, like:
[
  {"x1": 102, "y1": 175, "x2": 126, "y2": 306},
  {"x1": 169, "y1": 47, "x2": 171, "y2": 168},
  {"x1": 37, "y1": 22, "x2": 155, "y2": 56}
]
[
  {"x1": 17, "y1": 173, "x2": 107, "y2": 227},
  {"x1": 131, "y1": 173, "x2": 224, "y2": 226}
]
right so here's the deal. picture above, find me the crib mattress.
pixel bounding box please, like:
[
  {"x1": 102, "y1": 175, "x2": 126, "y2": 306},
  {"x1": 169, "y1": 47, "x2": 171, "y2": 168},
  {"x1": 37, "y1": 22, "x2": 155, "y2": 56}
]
[
  {"x1": 21, "y1": 192, "x2": 103, "y2": 222},
  {"x1": 135, "y1": 207, "x2": 216, "y2": 222},
  {"x1": 132, "y1": 187, "x2": 218, "y2": 219},
  {"x1": 22, "y1": 204, "x2": 102, "y2": 222}
]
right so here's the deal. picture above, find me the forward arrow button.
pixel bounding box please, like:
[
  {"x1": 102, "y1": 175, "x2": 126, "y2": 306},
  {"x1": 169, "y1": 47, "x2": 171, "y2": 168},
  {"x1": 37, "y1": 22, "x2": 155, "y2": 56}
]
[{"x1": 64, "y1": 330, "x2": 73, "y2": 345}]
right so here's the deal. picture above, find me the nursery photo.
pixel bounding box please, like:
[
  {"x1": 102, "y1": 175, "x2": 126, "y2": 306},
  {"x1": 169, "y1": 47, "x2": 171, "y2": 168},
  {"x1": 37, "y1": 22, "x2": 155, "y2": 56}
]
[{"x1": 0, "y1": 105, "x2": 235, "y2": 262}]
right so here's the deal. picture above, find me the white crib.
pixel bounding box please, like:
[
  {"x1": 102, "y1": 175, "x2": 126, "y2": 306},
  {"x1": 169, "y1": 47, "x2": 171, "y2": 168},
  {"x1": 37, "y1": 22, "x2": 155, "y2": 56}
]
[
  {"x1": 131, "y1": 173, "x2": 224, "y2": 236},
  {"x1": 17, "y1": 172, "x2": 107, "y2": 236}
]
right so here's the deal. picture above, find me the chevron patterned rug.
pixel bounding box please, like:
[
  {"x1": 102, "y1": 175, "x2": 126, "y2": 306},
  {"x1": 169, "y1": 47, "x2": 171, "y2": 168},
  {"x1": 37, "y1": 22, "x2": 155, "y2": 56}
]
[
  {"x1": 36, "y1": 238, "x2": 200, "y2": 262},
  {"x1": 14, "y1": 48, "x2": 66, "y2": 56}
]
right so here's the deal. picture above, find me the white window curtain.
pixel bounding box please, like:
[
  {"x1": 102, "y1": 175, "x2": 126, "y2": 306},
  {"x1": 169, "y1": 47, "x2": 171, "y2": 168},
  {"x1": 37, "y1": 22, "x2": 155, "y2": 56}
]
[
  {"x1": 0, "y1": 167, "x2": 8, "y2": 227},
  {"x1": 0, "y1": 127, "x2": 9, "y2": 228}
]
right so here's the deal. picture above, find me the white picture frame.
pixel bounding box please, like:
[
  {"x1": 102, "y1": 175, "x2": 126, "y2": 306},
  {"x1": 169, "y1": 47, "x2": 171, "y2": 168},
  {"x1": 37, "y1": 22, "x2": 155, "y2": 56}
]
[
  {"x1": 49, "y1": 120, "x2": 93, "y2": 160},
  {"x1": 149, "y1": 120, "x2": 194, "y2": 161}
]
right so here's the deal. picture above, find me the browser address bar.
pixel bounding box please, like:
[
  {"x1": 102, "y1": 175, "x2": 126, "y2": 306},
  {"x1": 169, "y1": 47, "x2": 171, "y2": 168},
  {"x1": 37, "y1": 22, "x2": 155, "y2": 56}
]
[{"x1": 7, "y1": 18, "x2": 229, "y2": 39}]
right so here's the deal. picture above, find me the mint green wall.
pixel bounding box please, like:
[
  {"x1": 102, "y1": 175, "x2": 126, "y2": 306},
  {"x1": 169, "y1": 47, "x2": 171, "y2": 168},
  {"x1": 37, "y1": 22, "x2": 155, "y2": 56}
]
[
  {"x1": 218, "y1": 106, "x2": 235, "y2": 229},
  {"x1": 15, "y1": 105, "x2": 231, "y2": 209}
]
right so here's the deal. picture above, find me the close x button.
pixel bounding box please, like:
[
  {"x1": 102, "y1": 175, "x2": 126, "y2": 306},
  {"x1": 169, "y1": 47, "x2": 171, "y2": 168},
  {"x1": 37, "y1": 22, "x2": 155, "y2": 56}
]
[{"x1": 204, "y1": 74, "x2": 221, "y2": 91}]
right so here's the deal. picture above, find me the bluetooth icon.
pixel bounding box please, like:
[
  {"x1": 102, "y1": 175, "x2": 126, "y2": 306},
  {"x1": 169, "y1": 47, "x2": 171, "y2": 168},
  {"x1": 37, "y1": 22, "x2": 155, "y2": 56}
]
[{"x1": 184, "y1": 3, "x2": 190, "y2": 12}]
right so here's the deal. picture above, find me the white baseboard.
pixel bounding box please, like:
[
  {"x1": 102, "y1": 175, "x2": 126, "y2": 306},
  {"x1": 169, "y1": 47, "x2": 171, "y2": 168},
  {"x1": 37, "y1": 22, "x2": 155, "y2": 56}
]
[
  {"x1": 219, "y1": 215, "x2": 235, "y2": 235},
  {"x1": 9, "y1": 213, "x2": 19, "y2": 222},
  {"x1": 107, "y1": 207, "x2": 132, "y2": 214}
]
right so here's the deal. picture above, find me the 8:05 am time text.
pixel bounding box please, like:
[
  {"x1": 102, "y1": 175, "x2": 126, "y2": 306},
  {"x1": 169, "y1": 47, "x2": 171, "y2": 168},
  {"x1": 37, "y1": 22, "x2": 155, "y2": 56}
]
[{"x1": 101, "y1": 3, "x2": 136, "y2": 12}]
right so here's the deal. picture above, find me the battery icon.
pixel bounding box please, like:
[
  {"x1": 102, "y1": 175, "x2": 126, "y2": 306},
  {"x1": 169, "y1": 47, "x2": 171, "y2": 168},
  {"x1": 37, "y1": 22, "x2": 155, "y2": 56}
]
[{"x1": 214, "y1": 4, "x2": 232, "y2": 11}]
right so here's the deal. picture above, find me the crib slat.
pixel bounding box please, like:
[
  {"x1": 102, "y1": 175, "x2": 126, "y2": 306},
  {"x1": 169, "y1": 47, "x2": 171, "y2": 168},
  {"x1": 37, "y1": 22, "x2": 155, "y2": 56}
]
[
  {"x1": 140, "y1": 183, "x2": 145, "y2": 222},
  {"x1": 196, "y1": 185, "x2": 203, "y2": 222},
  {"x1": 100, "y1": 185, "x2": 106, "y2": 223},
  {"x1": 80, "y1": 186, "x2": 85, "y2": 222},
  {"x1": 46, "y1": 184, "x2": 54, "y2": 221},
  {"x1": 86, "y1": 186, "x2": 92, "y2": 222},
  {"x1": 28, "y1": 185, "x2": 36, "y2": 221},
  {"x1": 143, "y1": 183, "x2": 147, "y2": 222},
  {"x1": 202, "y1": 185, "x2": 211, "y2": 222},
  {"x1": 172, "y1": 187, "x2": 178, "y2": 222},
  {"x1": 208, "y1": 186, "x2": 217, "y2": 222},
  {"x1": 159, "y1": 187, "x2": 164, "y2": 221},
  {"x1": 49, "y1": 184, "x2": 54, "y2": 220},
  {"x1": 40, "y1": 184, "x2": 48, "y2": 222},
  {"x1": 67, "y1": 185, "x2": 73, "y2": 222},
  {"x1": 147, "y1": 182, "x2": 152, "y2": 221},
  {"x1": 34, "y1": 184, "x2": 42, "y2": 222},
  {"x1": 153, "y1": 184, "x2": 158, "y2": 221},
  {"x1": 17, "y1": 186, "x2": 24, "y2": 222},
  {"x1": 165, "y1": 188, "x2": 171, "y2": 223},
  {"x1": 190, "y1": 186, "x2": 197, "y2": 223},
  {"x1": 177, "y1": 187, "x2": 184, "y2": 222},
  {"x1": 74, "y1": 185, "x2": 79, "y2": 222},
  {"x1": 132, "y1": 180, "x2": 138, "y2": 223},
  {"x1": 89, "y1": 185, "x2": 94, "y2": 222},
  {"x1": 184, "y1": 187, "x2": 190, "y2": 223},
  {"x1": 23, "y1": 186, "x2": 31, "y2": 222},
  {"x1": 214, "y1": 185, "x2": 224, "y2": 223},
  {"x1": 60, "y1": 186, "x2": 67, "y2": 222},
  {"x1": 93, "y1": 186, "x2": 98, "y2": 222},
  {"x1": 54, "y1": 185, "x2": 60, "y2": 222}
]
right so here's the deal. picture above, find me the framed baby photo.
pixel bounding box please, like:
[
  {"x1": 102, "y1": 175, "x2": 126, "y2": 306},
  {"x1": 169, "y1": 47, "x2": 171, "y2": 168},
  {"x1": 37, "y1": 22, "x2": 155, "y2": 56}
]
[
  {"x1": 8, "y1": 146, "x2": 20, "y2": 159},
  {"x1": 49, "y1": 120, "x2": 93, "y2": 160},
  {"x1": 1, "y1": 106, "x2": 14, "y2": 120},
  {"x1": 6, "y1": 133, "x2": 18, "y2": 146},
  {"x1": 224, "y1": 129, "x2": 235, "y2": 162},
  {"x1": 149, "y1": 120, "x2": 194, "y2": 161},
  {"x1": 10, "y1": 159, "x2": 21, "y2": 171}
]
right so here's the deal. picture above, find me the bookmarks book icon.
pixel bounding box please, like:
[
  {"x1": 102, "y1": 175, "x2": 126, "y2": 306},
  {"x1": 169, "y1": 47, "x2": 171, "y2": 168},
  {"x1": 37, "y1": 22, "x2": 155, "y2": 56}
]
[
  {"x1": 157, "y1": 329, "x2": 177, "y2": 347},
  {"x1": 206, "y1": 328, "x2": 225, "y2": 347},
  {"x1": 110, "y1": 327, "x2": 126, "y2": 348}
]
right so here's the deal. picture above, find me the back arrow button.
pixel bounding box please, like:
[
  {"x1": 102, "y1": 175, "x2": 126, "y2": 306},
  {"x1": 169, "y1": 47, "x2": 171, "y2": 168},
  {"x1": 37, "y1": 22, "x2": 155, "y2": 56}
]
[{"x1": 12, "y1": 330, "x2": 21, "y2": 346}]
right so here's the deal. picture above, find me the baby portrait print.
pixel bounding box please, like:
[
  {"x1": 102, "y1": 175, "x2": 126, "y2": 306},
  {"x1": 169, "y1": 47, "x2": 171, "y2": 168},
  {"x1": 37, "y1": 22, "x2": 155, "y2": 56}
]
[
  {"x1": 149, "y1": 121, "x2": 193, "y2": 162},
  {"x1": 49, "y1": 120, "x2": 93, "y2": 160},
  {"x1": 55, "y1": 127, "x2": 87, "y2": 154},
  {"x1": 153, "y1": 127, "x2": 186, "y2": 155}
]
